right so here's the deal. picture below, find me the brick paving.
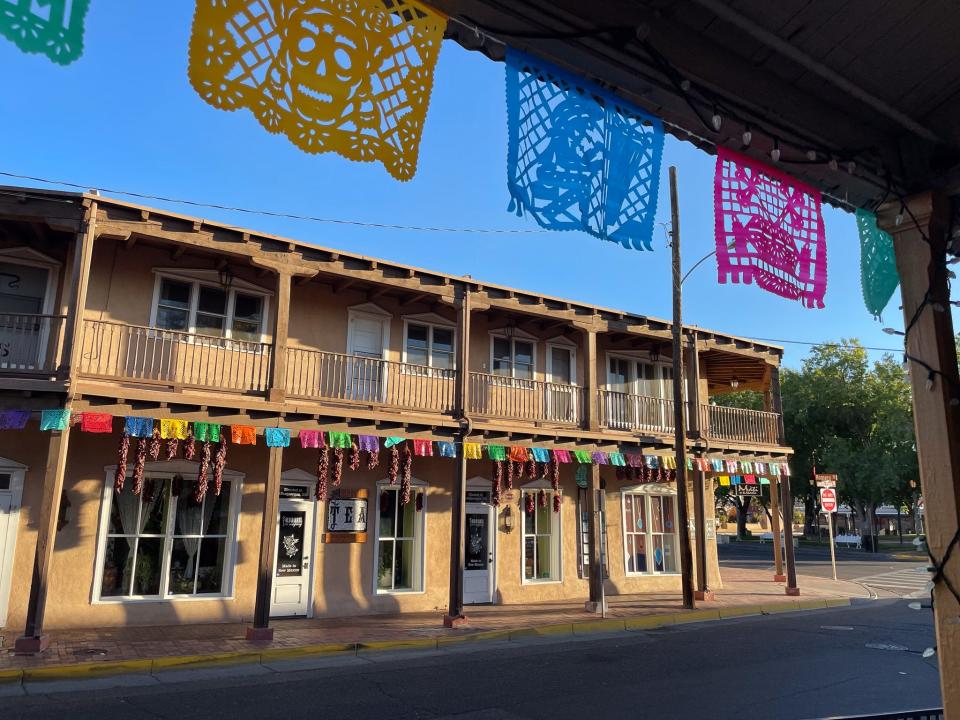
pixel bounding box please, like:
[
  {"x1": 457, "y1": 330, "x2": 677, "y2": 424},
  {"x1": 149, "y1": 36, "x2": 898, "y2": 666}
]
[{"x1": 0, "y1": 568, "x2": 869, "y2": 672}]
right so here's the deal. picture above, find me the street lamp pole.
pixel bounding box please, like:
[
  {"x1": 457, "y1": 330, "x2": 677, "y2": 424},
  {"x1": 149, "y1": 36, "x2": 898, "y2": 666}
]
[{"x1": 669, "y1": 166, "x2": 696, "y2": 610}]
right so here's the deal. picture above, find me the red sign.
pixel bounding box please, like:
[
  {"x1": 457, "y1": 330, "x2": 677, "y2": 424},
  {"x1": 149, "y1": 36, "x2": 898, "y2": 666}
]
[{"x1": 820, "y1": 487, "x2": 838, "y2": 513}]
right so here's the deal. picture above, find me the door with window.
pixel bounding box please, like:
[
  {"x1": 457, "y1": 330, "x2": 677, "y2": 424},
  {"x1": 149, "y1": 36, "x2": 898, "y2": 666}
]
[
  {"x1": 546, "y1": 345, "x2": 577, "y2": 423},
  {"x1": 464, "y1": 492, "x2": 495, "y2": 604},
  {"x1": 606, "y1": 357, "x2": 634, "y2": 429},
  {"x1": 348, "y1": 313, "x2": 387, "y2": 402},
  {"x1": 0, "y1": 464, "x2": 25, "y2": 627},
  {"x1": 270, "y1": 486, "x2": 316, "y2": 617},
  {"x1": 0, "y1": 260, "x2": 52, "y2": 370}
]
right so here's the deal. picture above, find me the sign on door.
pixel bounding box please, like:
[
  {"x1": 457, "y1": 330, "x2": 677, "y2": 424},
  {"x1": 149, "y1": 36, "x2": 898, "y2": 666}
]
[{"x1": 277, "y1": 511, "x2": 305, "y2": 577}]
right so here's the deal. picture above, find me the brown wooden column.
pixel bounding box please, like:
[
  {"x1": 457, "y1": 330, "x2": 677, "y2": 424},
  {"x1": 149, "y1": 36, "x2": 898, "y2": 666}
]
[
  {"x1": 769, "y1": 476, "x2": 786, "y2": 582},
  {"x1": 16, "y1": 200, "x2": 96, "y2": 654},
  {"x1": 879, "y1": 192, "x2": 960, "y2": 716},
  {"x1": 771, "y1": 366, "x2": 798, "y2": 595},
  {"x1": 267, "y1": 270, "x2": 292, "y2": 403},
  {"x1": 445, "y1": 284, "x2": 471, "y2": 627},
  {"x1": 580, "y1": 325, "x2": 605, "y2": 611},
  {"x1": 693, "y1": 467, "x2": 714, "y2": 600},
  {"x1": 247, "y1": 445, "x2": 284, "y2": 641}
]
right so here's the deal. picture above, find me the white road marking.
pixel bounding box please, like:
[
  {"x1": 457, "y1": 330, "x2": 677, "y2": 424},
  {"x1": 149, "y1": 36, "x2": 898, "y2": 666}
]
[{"x1": 852, "y1": 567, "x2": 930, "y2": 598}]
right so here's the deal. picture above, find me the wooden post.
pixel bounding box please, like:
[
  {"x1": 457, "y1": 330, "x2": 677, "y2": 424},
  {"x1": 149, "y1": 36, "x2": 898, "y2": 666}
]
[
  {"x1": 879, "y1": 192, "x2": 960, "y2": 716},
  {"x1": 769, "y1": 476, "x2": 786, "y2": 581},
  {"x1": 584, "y1": 328, "x2": 599, "y2": 432},
  {"x1": 579, "y1": 326, "x2": 605, "y2": 612},
  {"x1": 669, "y1": 166, "x2": 695, "y2": 610},
  {"x1": 247, "y1": 445, "x2": 284, "y2": 641},
  {"x1": 693, "y1": 466, "x2": 713, "y2": 600},
  {"x1": 267, "y1": 270, "x2": 292, "y2": 403},
  {"x1": 781, "y1": 473, "x2": 799, "y2": 596},
  {"x1": 686, "y1": 332, "x2": 702, "y2": 438},
  {"x1": 445, "y1": 283, "x2": 471, "y2": 627},
  {"x1": 16, "y1": 200, "x2": 96, "y2": 654}
]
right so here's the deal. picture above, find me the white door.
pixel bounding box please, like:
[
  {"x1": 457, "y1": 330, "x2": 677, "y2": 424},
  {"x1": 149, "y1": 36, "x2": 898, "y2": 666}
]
[
  {"x1": 0, "y1": 261, "x2": 51, "y2": 370},
  {"x1": 606, "y1": 357, "x2": 634, "y2": 429},
  {"x1": 0, "y1": 466, "x2": 25, "y2": 627},
  {"x1": 463, "y1": 499, "x2": 495, "y2": 604},
  {"x1": 347, "y1": 314, "x2": 386, "y2": 402},
  {"x1": 546, "y1": 346, "x2": 576, "y2": 423},
  {"x1": 270, "y1": 488, "x2": 315, "y2": 618}
]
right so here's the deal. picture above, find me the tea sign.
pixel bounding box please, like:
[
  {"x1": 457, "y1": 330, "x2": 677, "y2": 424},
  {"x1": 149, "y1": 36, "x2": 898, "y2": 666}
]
[{"x1": 327, "y1": 498, "x2": 368, "y2": 533}]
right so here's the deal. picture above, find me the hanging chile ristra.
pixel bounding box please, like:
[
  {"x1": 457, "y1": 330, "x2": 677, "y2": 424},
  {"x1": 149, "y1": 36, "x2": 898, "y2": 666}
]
[
  {"x1": 389, "y1": 446, "x2": 400, "y2": 485},
  {"x1": 133, "y1": 437, "x2": 147, "y2": 496},
  {"x1": 316, "y1": 447, "x2": 329, "y2": 501},
  {"x1": 114, "y1": 432, "x2": 130, "y2": 492},
  {"x1": 183, "y1": 427, "x2": 196, "y2": 460},
  {"x1": 332, "y1": 447, "x2": 344, "y2": 487},
  {"x1": 492, "y1": 461, "x2": 503, "y2": 507},
  {"x1": 506, "y1": 461, "x2": 515, "y2": 490},
  {"x1": 553, "y1": 492, "x2": 561, "y2": 514},
  {"x1": 525, "y1": 491, "x2": 535, "y2": 514},
  {"x1": 213, "y1": 439, "x2": 227, "y2": 496},
  {"x1": 401, "y1": 445, "x2": 413, "y2": 505},
  {"x1": 349, "y1": 442, "x2": 361, "y2": 472},
  {"x1": 165, "y1": 436, "x2": 179, "y2": 462},
  {"x1": 537, "y1": 489, "x2": 547, "y2": 508},
  {"x1": 149, "y1": 427, "x2": 162, "y2": 462},
  {"x1": 194, "y1": 441, "x2": 212, "y2": 504},
  {"x1": 550, "y1": 460, "x2": 560, "y2": 493},
  {"x1": 366, "y1": 448, "x2": 379, "y2": 471},
  {"x1": 526, "y1": 459, "x2": 537, "y2": 481}
]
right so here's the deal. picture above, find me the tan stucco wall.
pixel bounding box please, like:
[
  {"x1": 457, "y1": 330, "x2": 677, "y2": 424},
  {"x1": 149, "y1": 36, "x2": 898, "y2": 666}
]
[{"x1": 2, "y1": 433, "x2": 720, "y2": 630}]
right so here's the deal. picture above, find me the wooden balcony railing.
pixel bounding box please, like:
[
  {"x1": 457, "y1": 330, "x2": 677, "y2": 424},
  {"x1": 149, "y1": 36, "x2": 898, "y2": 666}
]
[
  {"x1": 0, "y1": 313, "x2": 66, "y2": 375},
  {"x1": 700, "y1": 403, "x2": 780, "y2": 446},
  {"x1": 468, "y1": 372, "x2": 583, "y2": 425},
  {"x1": 598, "y1": 390, "x2": 676, "y2": 434},
  {"x1": 599, "y1": 391, "x2": 782, "y2": 446},
  {"x1": 77, "y1": 320, "x2": 271, "y2": 394},
  {"x1": 286, "y1": 347, "x2": 456, "y2": 413}
]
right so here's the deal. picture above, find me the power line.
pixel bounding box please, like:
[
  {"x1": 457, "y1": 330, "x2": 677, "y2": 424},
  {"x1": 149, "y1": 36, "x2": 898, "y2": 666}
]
[
  {"x1": 753, "y1": 337, "x2": 902, "y2": 353},
  {"x1": 0, "y1": 170, "x2": 548, "y2": 235}
]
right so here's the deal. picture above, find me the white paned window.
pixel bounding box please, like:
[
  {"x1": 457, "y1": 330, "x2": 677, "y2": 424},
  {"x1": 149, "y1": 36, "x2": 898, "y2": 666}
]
[
  {"x1": 153, "y1": 277, "x2": 265, "y2": 342},
  {"x1": 622, "y1": 491, "x2": 679, "y2": 575},
  {"x1": 376, "y1": 486, "x2": 425, "y2": 592},
  {"x1": 404, "y1": 322, "x2": 455, "y2": 369},
  {"x1": 97, "y1": 473, "x2": 240, "y2": 600},
  {"x1": 522, "y1": 490, "x2": 560, "y2": 582},
  {"x1": 493, "y1": 337, "x2": 534, "y2": 380}
]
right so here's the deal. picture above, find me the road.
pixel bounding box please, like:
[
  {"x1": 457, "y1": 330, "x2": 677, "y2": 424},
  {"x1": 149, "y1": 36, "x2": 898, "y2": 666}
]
[
  {"x1": 719, "y1": 542, "x2": 930, "y2": 598},
  {"x1": 0, "y1": 601, "x2": 941, "y2": 720}
]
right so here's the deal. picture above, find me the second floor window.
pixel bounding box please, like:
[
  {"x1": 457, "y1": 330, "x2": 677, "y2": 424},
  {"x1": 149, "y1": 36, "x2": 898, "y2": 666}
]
[
  {"x1": 405, "y1": 322, "x2": 455, "y2": 369},
  {"x1": 154, "y1": 278, "x2": 265, "y2": 342},
  {"x1": 492, "y1": 337, "x2": 534, "y2": 380}
]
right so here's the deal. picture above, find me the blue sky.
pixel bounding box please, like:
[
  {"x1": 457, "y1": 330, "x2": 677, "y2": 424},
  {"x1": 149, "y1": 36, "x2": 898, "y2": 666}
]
[{"x1": 0, "y1": 3, "x2": 921, "y2": 368}]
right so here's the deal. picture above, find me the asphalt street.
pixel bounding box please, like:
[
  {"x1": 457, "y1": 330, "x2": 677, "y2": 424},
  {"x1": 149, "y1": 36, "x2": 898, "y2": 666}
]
[
  {"x1": 0, "y1": 601, "x2": 940, "y2": 720},
  {"x1": 718, "y1": 542, "x2": 930, "y2": 597}
]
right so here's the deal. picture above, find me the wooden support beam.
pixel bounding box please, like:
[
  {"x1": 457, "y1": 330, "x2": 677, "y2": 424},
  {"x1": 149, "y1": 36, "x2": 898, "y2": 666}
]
[
  {"x1": 267, "y1": 271, "x2": 292, "y2": 403},
  {"x1": 770, "y1": 476, "x2": 786, "y2": 582},
  {"x1": 57, "y1": 200, "x2": 96, "y2": 381},
  {"x1": 585, "y1": 464, "x2": 604, "y2": 611},
  {"x1": 879, "y1": 192, "x2": 960, "y2": 716},
  {"x1": 15, "y1": 425, "x2": 72, "y2": 653},
  {"x1": 247, "y1": 445, "x2": 284, "y2": 641}
]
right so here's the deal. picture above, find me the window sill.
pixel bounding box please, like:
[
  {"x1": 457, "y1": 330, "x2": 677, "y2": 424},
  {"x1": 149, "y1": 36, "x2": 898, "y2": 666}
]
[
  {"x1": 521, "y1": 578, "x2": 562, "y2": 586},
  {"x1": 93, "y1": 594, "x2": 235, "y2": 605},
  {"x1": 375, "y1": 588, "x2": 426, "y2": 596},
  {"x1": 622, "y1": 572, "x2": 681, "y2": 578}
]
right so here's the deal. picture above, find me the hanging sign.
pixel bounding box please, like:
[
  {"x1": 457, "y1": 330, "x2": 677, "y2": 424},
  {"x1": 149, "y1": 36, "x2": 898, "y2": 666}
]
[
  {"x1": 279, "y1": 484, "x2": 311, "y2": 499},
  {"x1": 815, "y1": 474, "x2": 838, "y2": 489},
  {"x1": 276, "y1": 511, "x2": 306, "y2": 577},
  {"x1": 323, "y1": 490, "x2": 369, "y2": 543},
  {"x1": 734, "y1": 484, "x2": 761, "y2": 497}
]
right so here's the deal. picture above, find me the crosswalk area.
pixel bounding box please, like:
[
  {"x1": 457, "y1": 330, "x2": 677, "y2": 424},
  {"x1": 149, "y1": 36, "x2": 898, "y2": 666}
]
[{"x1": 853, "y1": 566, "x2": 931, "y2": 597}]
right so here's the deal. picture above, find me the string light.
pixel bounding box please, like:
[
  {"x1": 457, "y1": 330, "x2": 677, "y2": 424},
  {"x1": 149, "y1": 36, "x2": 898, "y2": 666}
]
[
  {"x1": 770, "y1": 139, "x2": 781, "y2": 163},
  {"x1": 828, "y1": 157, "x2": 838, "y2": 171},
  {"x1": 806, "y1": 150, "x2": 817, "y2": 161},
  {"x1": 741, "y1": 126, "x2": 752, "y2": 147},
  {"x1": 711, "y1": 109, "x2": 722, "y2": 132}
]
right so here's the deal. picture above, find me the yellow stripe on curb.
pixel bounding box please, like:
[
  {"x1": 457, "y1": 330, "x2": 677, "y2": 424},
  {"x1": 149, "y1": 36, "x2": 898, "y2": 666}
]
[
  {"x1": 23, "y1": 658, "x2": 152, "y2": 682},
  {"x1": 436, "y1": 630, "x2": 511, "y2": 647},
  {"x1": 151, "y1": 651, "x2": 261, "y2": 672},
  {"x1": 509, "y1": 623, "x2": 574, "y2": 640},
  {"x1": 761, "y1": 601, "x2": 802, "y2": 614},
  {"x1": 672, "y1": 609, "x2": 722, "y2": 624},
  {"x1": 356, "y1": 637, "x2": 439, "y2": 653},
  {"x1": 259, "y1": 642, "x2": 357, "y2": 662},
  {"x1": 718, "y1": 605, "x2": 764, "y2": 619},
  {"x1": 572, "y1": 618, "x2": 627, "y2": 635},
  {"x1": 624, "y1": 614, "x2": 674, "y2": 630},
  {"x1": 0, "y1": 668, "x2": 24, "y2": 685}
]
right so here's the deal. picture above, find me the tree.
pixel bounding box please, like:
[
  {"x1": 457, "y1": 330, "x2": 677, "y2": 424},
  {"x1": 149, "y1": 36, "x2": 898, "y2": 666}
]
[{"x1": 778, "y1": 341, "x2": 917, "y2": 550}]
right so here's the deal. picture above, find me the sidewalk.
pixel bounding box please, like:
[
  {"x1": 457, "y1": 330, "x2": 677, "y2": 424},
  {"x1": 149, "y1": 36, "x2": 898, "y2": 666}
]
[{"x1": 0, "y1": 568, "x2": 869, "y2": 681}]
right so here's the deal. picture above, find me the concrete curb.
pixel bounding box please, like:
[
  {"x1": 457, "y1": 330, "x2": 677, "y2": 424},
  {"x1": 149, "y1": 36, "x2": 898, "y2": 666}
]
[{"x1": 5, "y1": 597, "x2": 852, "y2": 686}]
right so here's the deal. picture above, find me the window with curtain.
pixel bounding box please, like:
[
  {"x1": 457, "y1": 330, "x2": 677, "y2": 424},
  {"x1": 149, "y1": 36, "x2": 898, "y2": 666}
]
[
  {"x1": 522, "y1": 489, "x2": 560, "y2": 582},
  {"x1": 98, "y1": 475, "x2": 237, "y2": 600},
  {"x1": 154, "y1": 277, "x2": 265, "y2": 342},
  {"x1": 492, "y1": 337, "x2": 534, "y2": 380},
  {"x1": 622, "y1": 491, "x2": 679, "y2": 575},
  {"x1": 376, "y1": 486, "x2": 424, "y2": 592}
]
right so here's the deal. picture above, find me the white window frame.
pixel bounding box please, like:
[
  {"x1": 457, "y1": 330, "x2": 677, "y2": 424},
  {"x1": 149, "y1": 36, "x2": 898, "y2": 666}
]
[
  {"x1": 92, "y1": 460, "x2": 244, "y2": 603},
  {"x1": 372, "y1": 478, "x2": 427, "y2": 595},
  {"x1": 605, "y1": 352, "x2": 674, "y2": 398},
  {"x1": 620, "y1": 484, "x2": 681, "y2": 577},
  {"x1": 149, "y1": 271, "x2": 270, "y2": 344},
  {"x1": 520, "y1": 479, "x2": 562, "y2": 585},
  {"x1": 489, "y1": 330, "x2": 537, "y2": 382},
  {"x1": 401, "y1": 314, "x2": 457, "y2": 372},
  {"x1": 545, "y1": 339, "x2": 577, "y2": 386}
]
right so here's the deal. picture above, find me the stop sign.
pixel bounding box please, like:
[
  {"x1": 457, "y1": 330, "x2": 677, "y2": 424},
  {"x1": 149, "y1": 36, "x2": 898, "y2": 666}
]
[{"x1": 820, "y1": 487, "x2": 838, "y2": 513}]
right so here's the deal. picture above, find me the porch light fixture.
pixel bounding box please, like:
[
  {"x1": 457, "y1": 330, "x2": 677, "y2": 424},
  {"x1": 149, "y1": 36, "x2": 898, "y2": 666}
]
[
  {"x1": 502, "y1": 505, "x2": 514, "y2": 533},
  {"x1": 730, "y1": 378, "x2": 740, "y2": 389}
]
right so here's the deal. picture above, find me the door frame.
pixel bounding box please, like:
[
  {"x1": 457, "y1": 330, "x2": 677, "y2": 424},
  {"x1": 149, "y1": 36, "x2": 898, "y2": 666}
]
[
  {"x1": 346, "y1": 304, "x2": 391, "y2": 403},
  {"x1": 0, "y1": 457, "x2": 27, "y2": 627},
  {"x1": 270, "y1": 468, "x2": 320, "y2": 619},
  {"x1": 545, "y1": 339, "x2": 578, "y2": 422},
  {"x1": 0, "y1": 247, "x2": 61, "y2": 370},
  {"x1": 464, "y1": 477, "x2": 497, "y2": 604}
]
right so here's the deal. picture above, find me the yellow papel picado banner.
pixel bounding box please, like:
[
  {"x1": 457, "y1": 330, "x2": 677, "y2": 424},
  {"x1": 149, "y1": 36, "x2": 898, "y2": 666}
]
[{"x1": 187, "y1": 0, "x2": 446, "y2": 181}]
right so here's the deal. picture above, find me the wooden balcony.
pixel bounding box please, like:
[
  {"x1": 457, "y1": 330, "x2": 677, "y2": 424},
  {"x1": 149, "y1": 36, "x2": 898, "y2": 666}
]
[
  {"x1": 77, "y1": 320, "x2": 272, "y2": 394},
  {"x1": 468, "y1": 372, "x2": 583, "y2": 426},
  {"x1": 286, "y1": 348, "x2": 456, "y2": 413},
  {"x1": 0, "y1": 313, "x2": 66, "y2": 376},
  {"x1": 599, "y1": 390, "x2": 781, "y2": 446}
]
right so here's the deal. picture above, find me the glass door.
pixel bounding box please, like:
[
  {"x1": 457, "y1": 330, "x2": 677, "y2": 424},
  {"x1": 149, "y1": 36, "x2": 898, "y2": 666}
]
[{"x1": 547, "y1": 346, "x2": 575, "y2": 422}]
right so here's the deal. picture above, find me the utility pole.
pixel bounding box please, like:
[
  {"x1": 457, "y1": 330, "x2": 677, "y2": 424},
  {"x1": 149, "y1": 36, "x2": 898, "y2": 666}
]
[{"x1": 669, "y1": 166, "x2": 696, "y2": 610}]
